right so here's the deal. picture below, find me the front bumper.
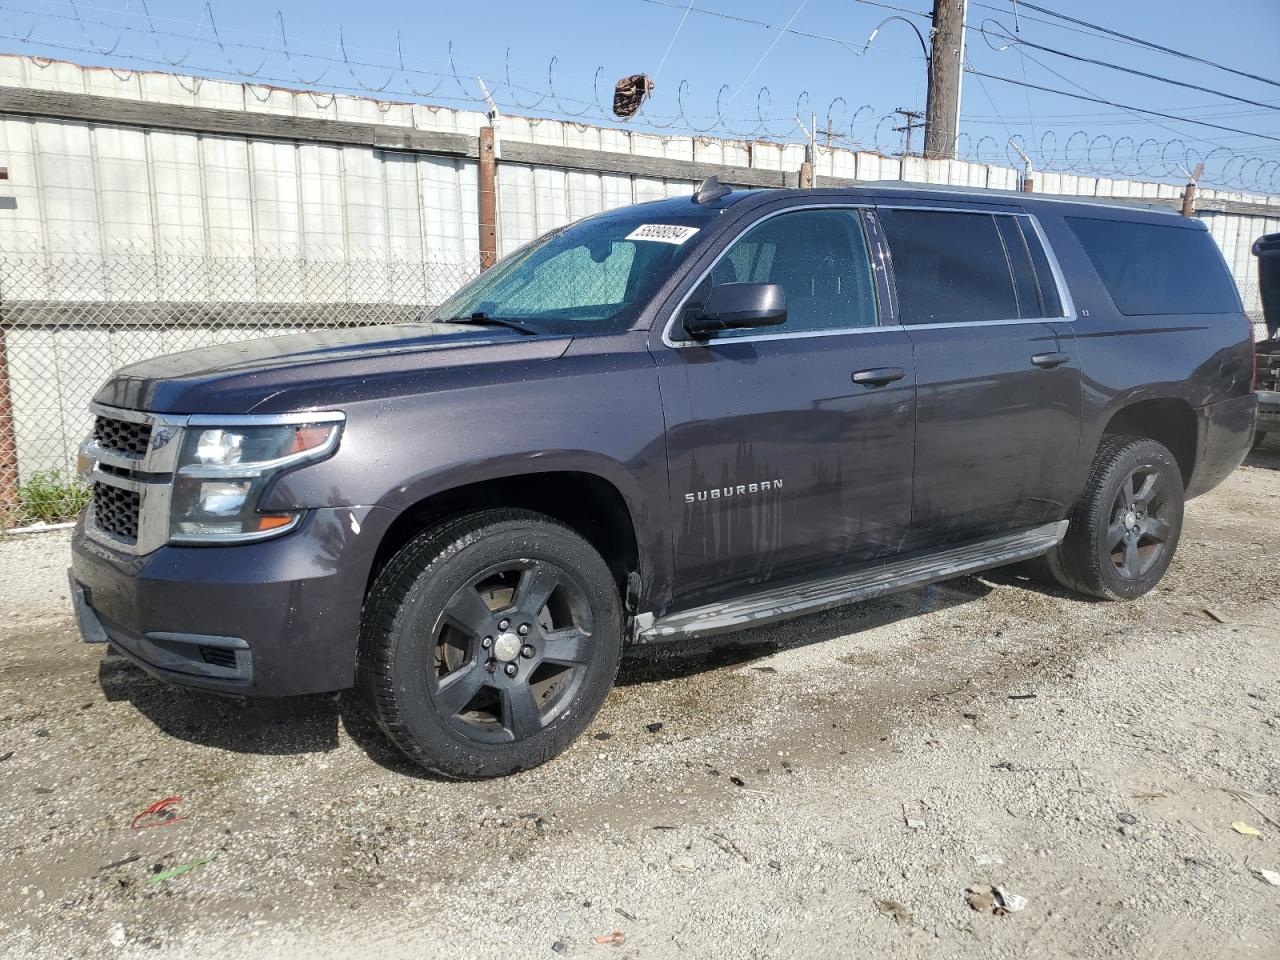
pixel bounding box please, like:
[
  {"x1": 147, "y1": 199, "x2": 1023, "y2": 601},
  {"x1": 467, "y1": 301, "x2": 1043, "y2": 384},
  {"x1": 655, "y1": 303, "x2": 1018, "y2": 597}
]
[
  {"x1": 1258, "y1": 389, "x2": 1280, "y2": 433},
  {"x1": 69, "y1": 505, "x2": 391, "y2": 696}
]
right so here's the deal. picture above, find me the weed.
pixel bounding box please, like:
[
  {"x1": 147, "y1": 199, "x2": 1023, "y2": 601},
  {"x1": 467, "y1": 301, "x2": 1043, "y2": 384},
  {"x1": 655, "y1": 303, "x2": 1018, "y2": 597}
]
[{"x1": 17, "y1": 469, "x2": 91, "y2": 525}]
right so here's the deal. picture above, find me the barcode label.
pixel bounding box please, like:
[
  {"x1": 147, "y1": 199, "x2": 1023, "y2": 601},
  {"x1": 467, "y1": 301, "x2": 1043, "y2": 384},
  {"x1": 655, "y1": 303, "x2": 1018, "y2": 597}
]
[{"x1": 625, "y1": 224, "x2": 700, "y2": 245}]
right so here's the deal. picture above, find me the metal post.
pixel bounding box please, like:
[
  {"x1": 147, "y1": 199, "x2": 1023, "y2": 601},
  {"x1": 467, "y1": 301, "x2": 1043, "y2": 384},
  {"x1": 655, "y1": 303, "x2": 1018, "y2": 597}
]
[
  {"x1": 1181, "y1": 181, "x2": 1196, "y2": 217},
  {"x1": 1181, "y1": 162, "x2": 1204, "y2": 217},
  {"x1": 924, "y1": 0, "x2": 966, "y2": 160},
  {"x1": 0, "y1": 162, "x2": 16, "y2": 525},
  {"x1": 1009, "y1": 140, "x2": 1034, "y2": 193},
  {"x1": 478, "y1": 126, "x2": 498, "y2": 270},
  {"x1": 796, "y1": 112, "x2": 817, "y2": 188},
  {"x1": 0, "y1": 332, "x2": 20, "y2": 526}
]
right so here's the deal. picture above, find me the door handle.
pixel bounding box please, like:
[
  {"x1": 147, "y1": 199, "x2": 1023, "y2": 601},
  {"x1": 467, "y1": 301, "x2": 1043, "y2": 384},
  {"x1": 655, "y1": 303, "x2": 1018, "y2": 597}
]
[
  {"x1": 1030, "y1": 351, "x2": 1070, "y2": 369},
  {"x1": 851, "y1": 366, "x2": 906, "y2": 387}
]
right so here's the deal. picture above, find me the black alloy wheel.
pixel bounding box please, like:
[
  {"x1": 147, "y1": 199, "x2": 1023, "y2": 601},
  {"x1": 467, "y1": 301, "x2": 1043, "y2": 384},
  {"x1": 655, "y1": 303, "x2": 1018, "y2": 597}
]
[
  {"x1": 431, "y1": 559, "x2": 594, "y2": 744},
  {"x1": 1039, "y1": 434, "x2": 1185, "y2": 600},
  {"x1": 360, "y1": 509, "x2": 622, "y2": 778},
  {"x1": 1106, "y1": 464, "x2": 1174, "y2": 581}
]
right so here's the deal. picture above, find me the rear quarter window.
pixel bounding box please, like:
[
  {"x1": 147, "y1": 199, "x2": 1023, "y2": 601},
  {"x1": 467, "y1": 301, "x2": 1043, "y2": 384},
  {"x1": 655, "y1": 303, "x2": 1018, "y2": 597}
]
[{"x1": 1066, "y1": 217, "x2": 1240, "y2": 316}]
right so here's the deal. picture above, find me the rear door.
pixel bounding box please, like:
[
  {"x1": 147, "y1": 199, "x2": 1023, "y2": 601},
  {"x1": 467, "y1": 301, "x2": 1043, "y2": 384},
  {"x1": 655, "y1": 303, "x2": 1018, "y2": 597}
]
[
  {"x1": 651, "y1": 203, "x2": 917, "y2": 607},
  {"x1": 877, "y1": 204, "x2": 1082, "y2": 544}
]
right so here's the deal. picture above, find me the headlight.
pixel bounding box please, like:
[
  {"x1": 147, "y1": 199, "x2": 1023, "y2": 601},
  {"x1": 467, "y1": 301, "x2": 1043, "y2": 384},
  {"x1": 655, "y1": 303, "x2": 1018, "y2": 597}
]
[{"x1": 169, "y1": 414, "x2": 343, "y2": 543}]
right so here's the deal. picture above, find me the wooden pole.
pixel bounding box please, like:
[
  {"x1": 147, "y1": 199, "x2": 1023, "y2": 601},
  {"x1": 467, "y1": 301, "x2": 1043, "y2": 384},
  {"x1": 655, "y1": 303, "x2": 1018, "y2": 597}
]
[
  {"x1": 478, "y1": 126, "x2": 498, "y2": 270},
  {"x1": 924, "y1": 0, "x2": 966, "y2": 160}
]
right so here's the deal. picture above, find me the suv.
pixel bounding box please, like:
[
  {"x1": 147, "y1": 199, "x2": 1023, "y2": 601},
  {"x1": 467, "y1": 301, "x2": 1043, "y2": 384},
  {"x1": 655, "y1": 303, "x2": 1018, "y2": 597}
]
[
  {"x1": 70, "y1": 180, "x2": 1258, "y2": 778},
  {"x1": 1251, "y1": 233, "x2": 1280, "y2": 445}
]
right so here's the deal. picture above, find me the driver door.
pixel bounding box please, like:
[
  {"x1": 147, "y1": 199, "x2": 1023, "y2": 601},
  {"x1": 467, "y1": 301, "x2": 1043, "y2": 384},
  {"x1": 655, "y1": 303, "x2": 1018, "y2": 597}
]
[{"x1": 651, "y1": 204, "x2": 917, "y2": 608}]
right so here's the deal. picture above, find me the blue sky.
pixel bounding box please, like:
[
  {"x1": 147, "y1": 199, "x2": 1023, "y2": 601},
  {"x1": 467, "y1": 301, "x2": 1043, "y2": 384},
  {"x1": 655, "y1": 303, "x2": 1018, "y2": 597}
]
[{"x1": 1, "y1": 0, "x2": 1278, "y2": 187}]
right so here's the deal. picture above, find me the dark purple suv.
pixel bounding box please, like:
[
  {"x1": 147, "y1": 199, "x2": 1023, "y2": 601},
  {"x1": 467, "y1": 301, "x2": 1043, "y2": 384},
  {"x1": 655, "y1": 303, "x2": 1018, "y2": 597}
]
[{"x1": 71, "y1": 180, "x2": 1258, "y2": 778}]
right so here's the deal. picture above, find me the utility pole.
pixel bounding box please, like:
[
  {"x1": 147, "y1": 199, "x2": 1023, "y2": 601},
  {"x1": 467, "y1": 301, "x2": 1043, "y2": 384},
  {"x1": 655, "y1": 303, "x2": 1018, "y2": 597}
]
[
  {"x1": 924, "y1": 0, "x2": 966, "y2": 160},
  {"x1": 893, "y1": 108, "x2": 926, "y2": 157}
]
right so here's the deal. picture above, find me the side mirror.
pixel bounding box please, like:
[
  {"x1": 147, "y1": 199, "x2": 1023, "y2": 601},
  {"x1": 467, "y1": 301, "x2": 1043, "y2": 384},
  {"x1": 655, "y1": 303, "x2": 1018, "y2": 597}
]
[{"x1": 683, "y1": 282, "x2": 787, "y2": 339}]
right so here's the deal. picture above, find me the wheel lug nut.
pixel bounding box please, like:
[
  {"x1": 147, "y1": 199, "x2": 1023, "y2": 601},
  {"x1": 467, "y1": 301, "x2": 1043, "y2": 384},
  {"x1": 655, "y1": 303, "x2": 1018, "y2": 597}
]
[
  {"x1": 520, "y1": 645, "x2": 535, "y2": 659},
  {"x1": 504, "y1": 663, "x2": 518, "y2": 677},
  {"x1": 517, "y1": 624, "x2": 530, "y2": 636},
  {"x1": 481, "y1": 636, "x2": 492, "y2": 649},
  {"x1": 499, "y1": 619, "x2": 510, "y2": 631}
]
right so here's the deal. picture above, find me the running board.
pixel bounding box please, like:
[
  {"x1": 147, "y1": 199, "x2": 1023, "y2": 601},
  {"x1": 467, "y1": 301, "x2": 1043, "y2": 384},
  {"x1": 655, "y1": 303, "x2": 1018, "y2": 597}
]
[{"x1": 634, "y1": 520, "x2": 1068, "y2": 643}]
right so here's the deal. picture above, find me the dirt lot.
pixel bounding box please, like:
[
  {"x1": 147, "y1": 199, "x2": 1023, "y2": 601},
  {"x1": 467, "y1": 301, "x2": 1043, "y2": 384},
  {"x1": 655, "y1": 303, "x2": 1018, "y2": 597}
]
[{"x1": 1, "y1": 444, "x2": 1278, "y2": 960}]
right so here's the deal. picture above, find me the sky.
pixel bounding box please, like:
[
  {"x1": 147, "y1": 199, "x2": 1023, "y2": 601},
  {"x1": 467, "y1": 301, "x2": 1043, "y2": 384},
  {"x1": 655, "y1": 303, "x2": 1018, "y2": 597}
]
[{"x1": 0, "y1": 0, "x2": 1277, "y2": 189}]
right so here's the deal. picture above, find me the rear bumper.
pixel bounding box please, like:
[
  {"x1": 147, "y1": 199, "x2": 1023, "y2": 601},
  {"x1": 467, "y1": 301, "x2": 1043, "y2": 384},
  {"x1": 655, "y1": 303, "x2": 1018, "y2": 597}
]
[
  {"x1": 1186, "y1": 393, "x2": 1258, "y2": 499},
  {"x1": 1258, "y1": 390, "x2": 1280, "y2": 433},
  {"x1": 69, "y1": 505, "x2": 391, "y2": 696}
]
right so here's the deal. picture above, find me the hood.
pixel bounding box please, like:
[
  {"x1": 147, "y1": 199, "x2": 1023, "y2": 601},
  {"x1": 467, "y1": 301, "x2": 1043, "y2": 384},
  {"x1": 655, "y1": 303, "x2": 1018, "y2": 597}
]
[
  {"x1": 1254, "y1": 233, "x2": 1280, "y2": 338},
  {"x1": 94, "y1": 322, "x2": 573, "y2": 414}
]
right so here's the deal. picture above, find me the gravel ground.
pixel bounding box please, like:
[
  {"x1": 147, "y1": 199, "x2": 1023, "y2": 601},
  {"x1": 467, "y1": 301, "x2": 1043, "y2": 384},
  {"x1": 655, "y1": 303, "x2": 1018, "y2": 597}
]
[{"x1": 1, "y1": 444, "x2": 1278, "y2": 960}]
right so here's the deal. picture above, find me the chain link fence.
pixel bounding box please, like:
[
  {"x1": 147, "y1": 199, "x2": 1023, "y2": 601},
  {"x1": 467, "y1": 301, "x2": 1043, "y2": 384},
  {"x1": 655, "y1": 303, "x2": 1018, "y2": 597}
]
[{"x1": 0, "y1": 240, "x2": 478, "y2": 527}]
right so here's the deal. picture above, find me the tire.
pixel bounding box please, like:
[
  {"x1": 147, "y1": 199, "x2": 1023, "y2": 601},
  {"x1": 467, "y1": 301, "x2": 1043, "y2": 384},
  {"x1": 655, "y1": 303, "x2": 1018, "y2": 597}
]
[
  {"x1": 359, "y1": 508, "x2": 622, "y2": 779},
  {"x1": 1041, "y1": 435, "x2": 1185, "y2": 601}
]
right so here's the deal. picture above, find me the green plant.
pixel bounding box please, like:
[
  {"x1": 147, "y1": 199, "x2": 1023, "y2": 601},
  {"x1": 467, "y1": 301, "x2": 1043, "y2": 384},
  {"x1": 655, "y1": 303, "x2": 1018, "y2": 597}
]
[{"x1": 17, "y1": 468, "x2": 92, "y2": 525}]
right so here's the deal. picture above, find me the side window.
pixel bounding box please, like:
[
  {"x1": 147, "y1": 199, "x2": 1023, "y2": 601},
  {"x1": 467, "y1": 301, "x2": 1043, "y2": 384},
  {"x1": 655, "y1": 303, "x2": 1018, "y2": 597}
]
[
  {"x1": 995, "y1": 216, "x2": 1042, "y2": 318},
  {"x1": 1067, "y1": 216, "x2": 1240, "y2": 316},
  {"x1": 683, "y1": 209, "x2": 878, "y2": 337},
  {"x1": 1016, "y1": 218, "x2": 1063, "y2": 317},
  {"x1": 880, "y1": 210, "x2": 1020, "y2": 324}
]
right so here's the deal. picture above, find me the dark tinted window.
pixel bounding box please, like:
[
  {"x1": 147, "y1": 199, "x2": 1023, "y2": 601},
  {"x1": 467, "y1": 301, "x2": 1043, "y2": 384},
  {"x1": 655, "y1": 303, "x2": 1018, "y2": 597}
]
[
  {"x1": 1067, "y1": 217, "x2": 1239, "y2": 316},
  {"x1": 995, "y1": 216, "x2": 1042, "y2": 317},
  {"x1": 881, "y1": 210, "x2": 1019, "y2": 323},
  {"x1": 1017, "y1": 218, "x2": 1063, "y2": 317},
  {"x1": 684, "y1": 208, "x2": 878, "y2": 337}
]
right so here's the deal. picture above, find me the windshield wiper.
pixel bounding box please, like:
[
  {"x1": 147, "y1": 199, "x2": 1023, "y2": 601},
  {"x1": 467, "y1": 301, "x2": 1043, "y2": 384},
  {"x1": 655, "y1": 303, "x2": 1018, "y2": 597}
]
[{"x1": 440, "y1": 312, "x2": 537, "y2": 336}]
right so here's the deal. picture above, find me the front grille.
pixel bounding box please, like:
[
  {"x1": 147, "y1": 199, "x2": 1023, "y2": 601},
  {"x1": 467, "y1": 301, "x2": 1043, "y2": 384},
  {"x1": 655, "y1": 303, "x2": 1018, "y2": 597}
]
[
  {"x1": 199, "y1": 647, "x2": 238, "y2": 670},
  {"x1": 94, "y1": 415, "x2": 152, "y2": 458},
  {"x1": 92, "y1": 482, "x2": 141, "y2": 542}
]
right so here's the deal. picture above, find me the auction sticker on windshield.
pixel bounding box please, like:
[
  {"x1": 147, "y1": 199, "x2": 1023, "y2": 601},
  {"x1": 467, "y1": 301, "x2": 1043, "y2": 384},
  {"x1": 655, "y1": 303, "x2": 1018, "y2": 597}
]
[{"x1": 625, "y1": 224, "x2": 700, "y2": 245}]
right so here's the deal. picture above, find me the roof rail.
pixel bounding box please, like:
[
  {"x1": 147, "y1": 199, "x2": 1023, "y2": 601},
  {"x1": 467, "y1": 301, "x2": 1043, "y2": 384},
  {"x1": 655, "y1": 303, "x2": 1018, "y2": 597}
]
[{"x1": 857, "y1": 180, "x2": 1182, "y2": 215}]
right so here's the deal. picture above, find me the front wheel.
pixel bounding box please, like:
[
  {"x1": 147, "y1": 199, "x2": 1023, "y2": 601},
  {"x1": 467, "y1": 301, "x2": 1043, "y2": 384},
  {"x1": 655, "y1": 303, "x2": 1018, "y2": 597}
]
[
  {"x1": 360, "y1": 509, "x2": 622, "y2": 778},
  {"x1": 1041, "y1": 435, "x2": 1185, "y2": 600}
]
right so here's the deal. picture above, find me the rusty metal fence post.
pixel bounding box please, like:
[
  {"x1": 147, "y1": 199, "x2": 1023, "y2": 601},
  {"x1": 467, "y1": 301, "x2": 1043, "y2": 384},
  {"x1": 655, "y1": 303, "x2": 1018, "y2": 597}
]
[{"x1": 0, "y1": 163, "x2": 17, "y2": 525}]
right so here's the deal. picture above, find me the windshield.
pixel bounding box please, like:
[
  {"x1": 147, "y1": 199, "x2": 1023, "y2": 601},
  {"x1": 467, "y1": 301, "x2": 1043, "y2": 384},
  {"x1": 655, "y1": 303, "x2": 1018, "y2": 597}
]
[{"x1": 427, "y1": 206, "x2": 718, "y2": 334}]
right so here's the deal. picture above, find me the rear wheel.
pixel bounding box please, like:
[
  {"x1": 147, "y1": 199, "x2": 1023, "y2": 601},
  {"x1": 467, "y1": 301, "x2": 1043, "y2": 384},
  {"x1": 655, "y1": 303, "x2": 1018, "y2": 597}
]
[
  {"x1": 1254, "y1": 431, "x2": 1268, "y2": 449},
  {"x1": 1041, "y1": 435, "x2": 1184, "y2": 600},
  {"x1": 360, "y1": 509, "x2": 622, "y2": 778}
]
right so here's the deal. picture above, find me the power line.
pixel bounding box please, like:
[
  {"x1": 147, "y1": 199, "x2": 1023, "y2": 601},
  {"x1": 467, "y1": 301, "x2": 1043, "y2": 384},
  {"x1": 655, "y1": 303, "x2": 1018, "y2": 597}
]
[
  {"x1": 975, "y1": 0, "x2": 1280, "y2": 90},
  {"x1": 976, "y1": 21, "x2": 1280, "y2": 113},
  {"x1": 652, "y1": 0, "x2": 694, "y2": 80},
  {"x1": 1002, "y1": 40, "x2": 1252, "y2": 150},
  {"x1": 967, "y1": 69, "x2": 1280, "y2": 144},
  {"x1": 637, "y1": 0, "x2": 931, "y2": 62},
  {"x1": 725, "y1": 0, "x2": 810, "y2": 108}
]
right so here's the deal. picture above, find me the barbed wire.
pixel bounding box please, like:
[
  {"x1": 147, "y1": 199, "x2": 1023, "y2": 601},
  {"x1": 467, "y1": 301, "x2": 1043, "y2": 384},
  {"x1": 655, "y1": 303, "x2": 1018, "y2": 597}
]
[{"x1": 1, "y1": 0, "x2": 1279, "y2": 195}]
